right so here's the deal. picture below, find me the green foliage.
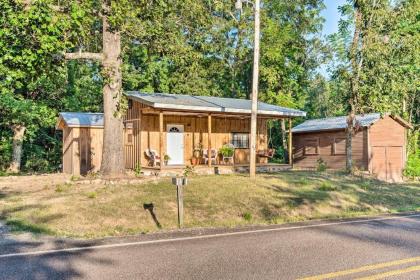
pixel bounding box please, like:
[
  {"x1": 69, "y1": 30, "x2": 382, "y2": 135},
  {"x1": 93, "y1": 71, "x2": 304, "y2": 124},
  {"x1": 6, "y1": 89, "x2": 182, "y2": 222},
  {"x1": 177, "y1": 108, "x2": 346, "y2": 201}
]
[
  {"x1": 219, "y1": 145, "x2": 235, "y2": 158},
  {"x1": 404, "y1": 150, "x2": 420, "y2": 178},
  {"x1": 134, "y1": 163, "x2": 142, "y2": 177},
  {"x1": 316, "y1": 158, "x2": 327, "y2": 172},
  {"x1": 86, "y1": 191, "x2": 97, "y2": 199},
  {"x1": 242, "y1": 212, "x2": 252, "y2": 222},
  {"x1": 183, "y1": 166, "x2": 196, "y2": 177},
  {"x1": 318, "y1": 181, "x2": 337, "y2": 192}
]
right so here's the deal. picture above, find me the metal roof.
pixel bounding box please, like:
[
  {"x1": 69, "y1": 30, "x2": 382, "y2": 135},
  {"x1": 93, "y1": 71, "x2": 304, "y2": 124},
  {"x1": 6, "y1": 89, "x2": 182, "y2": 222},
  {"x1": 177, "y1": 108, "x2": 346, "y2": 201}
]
[
  {"x1": 292, "y1": 113, "x2": 381, "y2": 133},
  {"x1": 126, "y1": 92, "x2": 306, "y2": 117},
  {"x1": 56, "y1": 112, "x2": 104, "y2": 129}
]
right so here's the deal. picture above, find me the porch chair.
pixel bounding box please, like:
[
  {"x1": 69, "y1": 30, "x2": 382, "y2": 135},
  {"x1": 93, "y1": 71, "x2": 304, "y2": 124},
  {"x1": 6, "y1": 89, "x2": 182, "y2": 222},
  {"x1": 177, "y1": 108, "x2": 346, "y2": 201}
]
[
  {"x1": 145, "y1": 149, "x2": 161, "y2": 167},
  {"x1": 203, "y1": 149, "x2": 217, "y2": 165}
]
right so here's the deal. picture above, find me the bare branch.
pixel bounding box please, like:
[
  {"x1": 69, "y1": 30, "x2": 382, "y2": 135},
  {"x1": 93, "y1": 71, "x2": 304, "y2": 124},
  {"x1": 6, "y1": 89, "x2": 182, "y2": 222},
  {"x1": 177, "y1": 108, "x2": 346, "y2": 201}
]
[{"x1": 64, "y1": 52, "x2": 103, "y2": 61}]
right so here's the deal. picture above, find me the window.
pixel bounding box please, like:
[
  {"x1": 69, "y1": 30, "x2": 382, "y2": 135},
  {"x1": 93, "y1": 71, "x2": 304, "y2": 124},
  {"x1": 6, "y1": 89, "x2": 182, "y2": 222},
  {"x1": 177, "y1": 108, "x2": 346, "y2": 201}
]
[
  {"x1": 333, "y1": 137, "x2": 346, "y2": 155},
  {"x1": 169, "y1": 126, "x2": 180, "y2": 132},
  {"x1": 231, "y1": 133, "x2": 249, "y2": 148},
  {"x1": 304, "y1": 138, "x2": 319, "y2": 155},
  {"x1": 125, "y1": 122, "x2": 133, "y2": 145}
]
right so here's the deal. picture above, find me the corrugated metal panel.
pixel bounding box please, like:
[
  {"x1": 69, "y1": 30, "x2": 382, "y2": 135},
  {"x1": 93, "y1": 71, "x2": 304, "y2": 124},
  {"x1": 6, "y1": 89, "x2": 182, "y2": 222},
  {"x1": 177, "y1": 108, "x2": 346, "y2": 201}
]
[
  {"x1": 125, "y1": 92, "x2": 306, "y2": 117},
  {"x1": 292, "y1": 113, "x2": 381, "y2": 133},
  {"x1": 58, "y1": 112, "x2": 104, "y2": 128}
]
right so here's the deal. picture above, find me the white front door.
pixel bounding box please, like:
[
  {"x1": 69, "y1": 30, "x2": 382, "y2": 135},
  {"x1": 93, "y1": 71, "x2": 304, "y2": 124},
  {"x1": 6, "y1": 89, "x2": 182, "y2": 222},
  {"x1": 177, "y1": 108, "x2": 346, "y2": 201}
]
[{"x1": 166, "y1": 124, "x2": 184, "y2": 165}]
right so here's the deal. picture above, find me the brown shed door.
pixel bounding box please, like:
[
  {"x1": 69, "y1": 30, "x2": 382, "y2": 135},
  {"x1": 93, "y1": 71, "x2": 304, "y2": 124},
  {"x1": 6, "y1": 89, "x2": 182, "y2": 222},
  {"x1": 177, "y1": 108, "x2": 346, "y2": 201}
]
[{"x1": 371, "y1": 146, "x2": 403, "y2": 182}]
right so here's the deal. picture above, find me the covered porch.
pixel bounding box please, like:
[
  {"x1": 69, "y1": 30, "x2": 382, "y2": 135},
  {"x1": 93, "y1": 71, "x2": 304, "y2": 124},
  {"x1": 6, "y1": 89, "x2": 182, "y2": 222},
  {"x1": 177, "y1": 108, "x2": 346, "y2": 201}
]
[{"x1": 124, "y1": 92, "x2": 305, "y2": 172}]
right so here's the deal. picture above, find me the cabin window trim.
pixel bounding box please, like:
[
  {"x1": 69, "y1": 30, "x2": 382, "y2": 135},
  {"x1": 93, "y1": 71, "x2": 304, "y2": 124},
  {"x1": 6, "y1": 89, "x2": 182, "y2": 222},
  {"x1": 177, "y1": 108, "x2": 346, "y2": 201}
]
[
  {"x1": 231, "y1": 132, "x2": 249, "y2": 149},
  {"x1": 333, "y1": 137, "x2": 346, "y2": 155},
  {"x1": 303, "y1": 138, "x2": 319, "y2": 155}
]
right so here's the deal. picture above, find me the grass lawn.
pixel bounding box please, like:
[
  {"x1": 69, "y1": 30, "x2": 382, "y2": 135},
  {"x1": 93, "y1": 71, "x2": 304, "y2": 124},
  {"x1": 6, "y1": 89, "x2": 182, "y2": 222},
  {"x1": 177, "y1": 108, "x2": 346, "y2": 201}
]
[{"x1": 0, "y1": 171, "x2": 419, "y2": 238}]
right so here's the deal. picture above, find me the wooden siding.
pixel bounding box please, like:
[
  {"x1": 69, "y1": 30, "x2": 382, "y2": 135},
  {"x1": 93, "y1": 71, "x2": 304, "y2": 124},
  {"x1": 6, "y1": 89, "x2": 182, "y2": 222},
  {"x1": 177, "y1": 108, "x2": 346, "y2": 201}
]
[
  {"x1": 62, "y1": 127, "x2": 73, "y2": 174},
  {"x1": 293, "y1": 129, "x2": 367, "y2": 170},
  {"x1": 62, "y1": 127, "x2": 103, "y2": 175}
]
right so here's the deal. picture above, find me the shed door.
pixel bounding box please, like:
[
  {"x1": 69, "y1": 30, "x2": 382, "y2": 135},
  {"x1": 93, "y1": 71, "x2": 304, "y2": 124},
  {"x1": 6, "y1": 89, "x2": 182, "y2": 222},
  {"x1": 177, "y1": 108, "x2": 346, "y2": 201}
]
[
  {"x1": 371, "y1": 146, "x2": 403, "y2": 182},
  {"x1": 387, "y1": 146, "x2": 403, "y2": 182}
]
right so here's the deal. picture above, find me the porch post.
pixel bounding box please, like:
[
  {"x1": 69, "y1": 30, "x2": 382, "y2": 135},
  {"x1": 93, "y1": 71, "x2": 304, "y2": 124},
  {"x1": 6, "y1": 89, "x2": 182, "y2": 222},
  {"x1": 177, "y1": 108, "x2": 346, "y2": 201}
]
[
  {"x1": 208, "y1": 114, "x2": 212, "y2": 167},
  {"x1": 288, "y1": 118, "x2": 293, "y2": 167},
  {"x1": 159, "y1": 111, "x2": 164, "y2": 170}
]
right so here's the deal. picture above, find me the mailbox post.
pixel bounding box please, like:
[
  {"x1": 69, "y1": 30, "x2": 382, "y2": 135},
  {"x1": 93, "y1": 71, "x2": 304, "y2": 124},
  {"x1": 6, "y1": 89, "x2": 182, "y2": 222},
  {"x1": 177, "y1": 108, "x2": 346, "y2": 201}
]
[{"x1": 172, "y1": 177, "x2": 187, "y2": 228}]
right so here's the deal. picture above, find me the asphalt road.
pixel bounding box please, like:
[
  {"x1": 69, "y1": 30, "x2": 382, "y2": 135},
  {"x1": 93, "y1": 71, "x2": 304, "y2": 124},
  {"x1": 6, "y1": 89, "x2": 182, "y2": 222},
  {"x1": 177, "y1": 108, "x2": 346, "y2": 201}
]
[{"x1": 1, "y1": 213, "x2": 420, "y2": 280}]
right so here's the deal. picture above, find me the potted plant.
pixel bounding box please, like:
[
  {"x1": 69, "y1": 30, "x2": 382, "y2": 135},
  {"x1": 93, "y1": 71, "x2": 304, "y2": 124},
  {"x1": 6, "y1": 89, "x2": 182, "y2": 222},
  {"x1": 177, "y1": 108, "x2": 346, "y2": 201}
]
[
  {"x1": 191, "y1": 143, "x2": 202, "y2": 165},
  {"x1": 219, "y1": 144, "x2": 235, "y2": 164},
  {"x1": 164, "y1": 154, "x2": 171, "y2": 165}
]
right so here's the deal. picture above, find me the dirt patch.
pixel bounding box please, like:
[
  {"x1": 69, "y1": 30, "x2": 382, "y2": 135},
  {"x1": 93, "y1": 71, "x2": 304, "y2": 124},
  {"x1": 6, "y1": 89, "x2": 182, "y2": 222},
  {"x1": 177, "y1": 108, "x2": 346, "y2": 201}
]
[{"x1": 0, "y1": 173, "x2": 71, "y2": 190}]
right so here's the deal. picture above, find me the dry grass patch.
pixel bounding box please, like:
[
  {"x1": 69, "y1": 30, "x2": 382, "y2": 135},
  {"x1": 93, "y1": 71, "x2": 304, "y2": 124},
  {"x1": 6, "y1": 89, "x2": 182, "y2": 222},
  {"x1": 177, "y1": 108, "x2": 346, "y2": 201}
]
[{"x1": 0, "y1": 172, "x2": 419, "y2": 238}]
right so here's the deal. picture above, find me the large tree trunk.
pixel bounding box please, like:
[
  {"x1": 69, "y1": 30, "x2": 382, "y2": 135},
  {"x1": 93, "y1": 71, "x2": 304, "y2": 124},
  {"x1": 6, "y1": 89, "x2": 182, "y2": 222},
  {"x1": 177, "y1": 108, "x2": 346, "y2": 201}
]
[
  {"x1": 100, "y1": 16, "x2": 125, "y2": 175},
  {"x1": 8, "y1": 125, "x2": 26, "y2": 173},
  {"x1": 346, "y1": 4, "x2": 362, "y2": 174}
]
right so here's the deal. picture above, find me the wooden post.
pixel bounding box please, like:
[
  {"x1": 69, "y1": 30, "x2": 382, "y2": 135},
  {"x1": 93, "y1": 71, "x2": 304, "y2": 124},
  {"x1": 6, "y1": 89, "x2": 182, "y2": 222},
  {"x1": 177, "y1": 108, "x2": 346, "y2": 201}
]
[
  {"x1": 159, "y1": 111, "x2": 164, "y2": 170},
  {"x1": 249, "y1": 0, "x2": 260, "y2": 180},
  {"x1": 208, "y1": 114, "x2": 212, "y2": 167},
  {"x1": 288, "y1": 118, "x2": 293, "y2": 167},
  {"x1": 177, "y1": 184, "x2": 184, "y2": 228}
]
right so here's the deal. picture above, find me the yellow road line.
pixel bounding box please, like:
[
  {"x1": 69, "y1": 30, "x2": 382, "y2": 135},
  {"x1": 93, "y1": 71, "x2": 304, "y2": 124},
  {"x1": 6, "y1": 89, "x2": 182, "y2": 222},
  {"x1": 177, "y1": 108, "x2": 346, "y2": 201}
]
[
  {"x1": 355, "y1": 265, "x2": 420, "y2": 280},
  {"x1": 298, "y1": 256, "x2": 420, "y2": 280}
]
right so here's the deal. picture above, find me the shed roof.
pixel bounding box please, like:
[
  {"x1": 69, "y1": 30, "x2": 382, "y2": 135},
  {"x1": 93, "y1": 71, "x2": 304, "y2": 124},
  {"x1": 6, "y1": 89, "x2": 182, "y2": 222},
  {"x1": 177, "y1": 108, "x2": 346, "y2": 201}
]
[
  {"x1": 125, "y1": 92, "x2": 306, "y2": 117},
  {"x1": 56, "y1": 112, "x2": 104, "y2": 129},
  {"x1": 292, "y1": 113, "x2": 381, "y2": 133},
  {"x1": 292, "y1": 113, "x2": 412, "y2": 133}
]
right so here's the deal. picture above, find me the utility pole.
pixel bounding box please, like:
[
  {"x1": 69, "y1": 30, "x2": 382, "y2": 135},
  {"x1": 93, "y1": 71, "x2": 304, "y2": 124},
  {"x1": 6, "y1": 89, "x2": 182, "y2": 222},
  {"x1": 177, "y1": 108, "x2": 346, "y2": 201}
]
[{"x1": 236, "y1": 0, "x2": 260, "y2": 179}]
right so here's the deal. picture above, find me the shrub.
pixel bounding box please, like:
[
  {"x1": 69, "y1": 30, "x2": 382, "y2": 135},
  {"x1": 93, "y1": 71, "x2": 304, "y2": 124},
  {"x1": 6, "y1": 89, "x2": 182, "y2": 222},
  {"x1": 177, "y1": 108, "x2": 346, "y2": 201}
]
[
  {"x1": 183, "y1": 166, "x2": 195, "y2": 177},
  {"x1": 242, "y1": 212, "x2": 252, "y2": 221},
  {"x1": 404, "y1": 150, "x2": 420, "y2": 178},
  {"x1": 86, "y1": 192, "x2": 97, "y2": 199},
  {"x1": 55, "y1": 185, "x2": 65, "y2": 192},
  {"x1": 316, "y1": 158, "x2": 327, "y2": 172}
]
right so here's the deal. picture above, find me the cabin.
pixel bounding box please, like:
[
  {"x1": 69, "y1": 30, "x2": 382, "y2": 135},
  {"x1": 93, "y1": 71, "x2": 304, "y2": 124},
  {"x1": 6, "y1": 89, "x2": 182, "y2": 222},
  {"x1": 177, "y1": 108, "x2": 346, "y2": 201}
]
[
  {"x1": 292, "y1": 113, "x2": 412, "y2": 182},
  {"x1": 56, "y1": 92, "x2": 306, "y2": 176}
]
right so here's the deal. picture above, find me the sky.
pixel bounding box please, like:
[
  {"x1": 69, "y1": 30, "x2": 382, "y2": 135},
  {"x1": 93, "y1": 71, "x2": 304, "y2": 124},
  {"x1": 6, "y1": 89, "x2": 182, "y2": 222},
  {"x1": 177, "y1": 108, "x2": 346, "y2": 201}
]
[
  {"x1": 321, "y1": 0, "x2": 347, "y2": 36},
  {"x1": 318, "y1": 0, "x2": 347, "y2": 76}
]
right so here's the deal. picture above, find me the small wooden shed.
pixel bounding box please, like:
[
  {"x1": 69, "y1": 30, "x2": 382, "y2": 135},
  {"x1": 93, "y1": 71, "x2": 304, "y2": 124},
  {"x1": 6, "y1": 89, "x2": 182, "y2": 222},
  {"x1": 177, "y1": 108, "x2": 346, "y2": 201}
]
[
  {"x1": 56, "y1": 113, "x2": 104, "y2": 175},
  {"x1": 292, "y1": 113, "x2": 412, "y2": 182}
]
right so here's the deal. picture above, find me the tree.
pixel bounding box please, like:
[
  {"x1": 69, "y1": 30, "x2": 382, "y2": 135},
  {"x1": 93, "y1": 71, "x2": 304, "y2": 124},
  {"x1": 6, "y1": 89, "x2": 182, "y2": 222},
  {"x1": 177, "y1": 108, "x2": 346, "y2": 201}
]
[
  {"x1": 328, "y1": 0, "x2": 419, "y2": 172},
  {"x1": 0, "y1": 0, "x2": 68, "y2": 172}
]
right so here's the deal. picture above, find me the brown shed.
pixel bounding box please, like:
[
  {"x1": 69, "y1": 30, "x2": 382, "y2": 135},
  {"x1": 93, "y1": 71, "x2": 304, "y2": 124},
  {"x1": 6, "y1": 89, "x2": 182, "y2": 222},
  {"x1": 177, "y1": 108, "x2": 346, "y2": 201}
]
[
  {"x1": 292, "y1": 113, "x2": 412, "y2": 182},
  {"x1": 57, "y1": 92, "x2": 306, "y2": 175},
  {"x1": 56, "y1": 113, "x2": 104, "y2": 176}
]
